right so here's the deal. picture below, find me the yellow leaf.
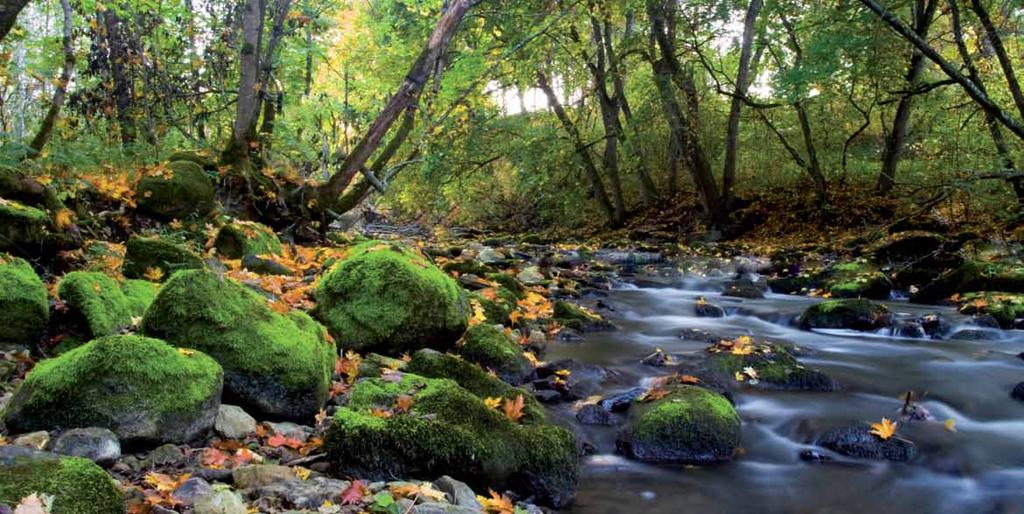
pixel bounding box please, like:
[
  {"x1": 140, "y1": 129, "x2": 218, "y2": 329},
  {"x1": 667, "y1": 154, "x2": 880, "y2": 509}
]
[
  {"x1": 502, "y1": 395, "x2": 525, "y2": 423},
  {"x1": 944, "y1": 418, "x2": 957, "y2": 432},
  {"x1": 143, "y1": 267, "x2": 165, "y2": 282},
  {"x1": 478, "y1": 489, "x2": 515, "y2": 514},
  {"x1": 176, "y1": 348, "x2": 196, "y2": 357},
  {"x1": 484, "y1": 397, "x2": 502, "y2": 410},
  {"x1": 869, "y1": 417, "x2": 898, "y2": 440},
  {"x1": 53, "y1": 209, "x2": 74, "y2": 230},
  {"x1": 293, "y1": 467, "x2": 311, "y2": 480},
  {"x1": 469, "y1": 298, "x2": 487, "y2": 326}
]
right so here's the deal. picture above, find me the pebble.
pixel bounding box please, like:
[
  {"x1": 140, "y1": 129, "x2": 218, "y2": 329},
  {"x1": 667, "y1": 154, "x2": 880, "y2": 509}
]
[{"x1": 215, "y1": 405, "x2": 257, "y2": 439}]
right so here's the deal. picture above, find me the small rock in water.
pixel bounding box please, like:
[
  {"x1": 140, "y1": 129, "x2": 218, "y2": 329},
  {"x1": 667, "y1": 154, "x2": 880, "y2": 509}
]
[
  {"x1": 721, "y1": 279, "x2": 765, "y2": 299},
  {"x1": 600, "y1": 388, "x2": 646, "y2": 412},
  {"x1": 1012, "y1": 382, "x2": 1024, "y2": 402},
  {"x1": 694, "y1": 299, "x2": 726, "y2": 318},
  {"x1": 576, "y1": 404, "x2": 618, "y2": 426},
  {"x1": 52, "y1": 427, "x2": 121, "y2": 466},
  {"x1": 897, "y1": 402, "x2": 934, "y2": 422},
  {"x1": 971, "y1": 314, "x2": 1001, "y2": 328},
  {"x1": 640, "y1": 348, "x2": 671, "y2": 367},
  {"x1": 816, "y1": 425, "x2": 917, "y2": 462},
  {"x1": 799, "y1": 449, "x2": 833, "y2": 462},
  {"x1": 533, "y1": 389, "x2": 562, "y2": 404},
  {"x1": 215, "y1": 404, "x2": 257, "y2": 439},
  {"x1": 893, "y1": 321, "x2": 926, "y2": 339},
  {"x1": 919, "y1": 314, "x2": 950, "y2": 337}
]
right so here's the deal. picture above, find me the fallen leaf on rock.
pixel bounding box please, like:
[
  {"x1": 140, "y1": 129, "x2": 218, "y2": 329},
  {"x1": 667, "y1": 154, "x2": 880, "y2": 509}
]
[
  {"x1": 869, "y1": 418, "x2": 898, "y2": 440},
  {"x1": 340, "y1": 479, "x2": 369, "y2": 505},
  {"x1": 478, "y1": 489, "x2": 515, "y2": 514},
  {"x1": 389, "y1": 482, "x2": 448, "y2": 502},
  {"x1": 503, "y1": 395, "x2": 525, "y2": 423}
]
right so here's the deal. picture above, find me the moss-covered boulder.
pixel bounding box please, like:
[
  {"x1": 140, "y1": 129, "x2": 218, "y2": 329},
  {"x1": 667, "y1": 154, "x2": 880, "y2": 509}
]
[
  {"x1": 2, "y1": 335, "x2": 222, "y2": 445},
  {"x1": 912, "y1": 260, "x2": 1024, "y2": 303},
  {"x1": 324, "y1": 373, "x2": 578, "y2": 507},
  {"x1": 406, "y1": 349, "x2": 544, "y2": 422},
  {"x1": 768, "y1": 273, "x2": 820, "y2": 295},
  {"x1": 214, "y1": 221, "x2": 283, "y2": 259},
  {"x1": 121, "y1": 235, "x2": 204, "y2": 281},
  {"x1": 457, "y1": 324, "x2": 532, "y2": 385},
  {"x1": 167, "y1": 149, "x2": 218, "y2": 169},
  {"x1": 0, "y1": 198, "x2": 48, "y2": 251},
  {"x1": 616, "y1": 385, "x2": 740, "y2": 464},
  {"x1": 142, "y1": 269, "x2": 336, "y2": 421},
  {"x1": 956, "y1": 292, "x2": 1024, "y2": 329},
  {"x1": 136, "y1": 160, "x2": 215, "y2": 219},
  {"x1": 798, "y1": 299, "x2": 891, "y2": 331},
  {"x1": 314, "y1": 242, "x2": 470, "y2": 355},
  {"x1": 121, "y1": 279, "x2": 159, "y2": 317},
  {"x1": 469, "y1": 286, "x2": 518, "y2": 325},
  {"x1": 0, "y1": 446, "x2": 123, "y2": 514},
  {"x1": 554, "y1": 301, "x2": 612, "y2": 331},
  {"x1": 0, "y1": 255, "x2": 48, "y2": 351},
  {"x1": 706, "y1": 340, "x2": 838, "y2": 392},
  {"x1": 820, "y1": 261, "x2": 891, "y2": 299},
  {"x1": 57, "y1": 272, "x2": 134, "y2": 337}
]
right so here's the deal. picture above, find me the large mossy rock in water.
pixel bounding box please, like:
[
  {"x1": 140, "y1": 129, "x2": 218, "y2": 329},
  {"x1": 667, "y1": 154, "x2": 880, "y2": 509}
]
[
  {"x1": 912, "y1": 260, "x2": 1024, "y2": 304},
  {"x1": 457, "y1": 324, "x2": 533, "y2": 385},
  {"x1": 2, "y1": 335, "x2": 222, "y2": 446},
  {"x1": 122, "y1": 235, "x2": 204, "y2": 281},
  {"x1": 706, "y1": 340, "x2": 838, "y2": 392},
  {"x1": 136, "y1": 160, "x2": 215, "y2": 219},
  {"x1": 819, "y1": 261, "x2": 891, "y2": 300},
  {"x1": 616, "y1": 385, "x2": 740, "y2": 464},
  {"x1": 324, "y1": 373, "x2": 578, "y2": 507},
  {"x1": 142, "y1": 269, "x2": 336, "y2": 421},
  {"x1": 57, "y1": 272, "x2": 135, "y2": 338},
  {"x1": 213, "y1": 220, "x2": 283, "y2": 259},
  {"x1": 0, "y1": 446, "x2": 124, "y2": 514},
  {"x1": 0, "y1": 198, "x2": 48, "y2": 251},
  {"x1": 798, "y1": 299, "x2": 891, "y2": 331},
  {"x1": 314, "y1": 242, "x2": 470, "y2": 355},
  {"x1": 0, "y1": 255, "x2": 48, "y2": 351}
]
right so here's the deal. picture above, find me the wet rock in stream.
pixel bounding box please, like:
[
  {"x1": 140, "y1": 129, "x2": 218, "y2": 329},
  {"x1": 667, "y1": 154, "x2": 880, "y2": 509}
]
[
  {"x1": 798, "y1": 298, "x2": 892, "y2": 331},
  {"x1": 817, "y1": 425, "x2": 918, "y2": 462}
]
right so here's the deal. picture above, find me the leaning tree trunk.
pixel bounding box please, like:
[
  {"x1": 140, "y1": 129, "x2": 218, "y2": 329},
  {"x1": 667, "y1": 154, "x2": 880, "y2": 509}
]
[
  {"x1": 721, "y1": 0, "x2": 763, "y2": 209},
  {"x1": 0, "y1": 0, "x2": 31, "y2": 43},
  {"x1": 27, "y1": 0, "x2": 73, "y2": 157}
]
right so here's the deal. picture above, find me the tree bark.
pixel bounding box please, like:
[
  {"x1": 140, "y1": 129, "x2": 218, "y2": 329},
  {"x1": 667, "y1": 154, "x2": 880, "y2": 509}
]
[
  {"x1": 721, "y1": 0, "x2": 763, "y2": 209},
  {"x1": 537, "y1": 71, "x2": 617, "y2": 225},
  {"x1": 222, "y1": 0, "x2": 265, "y2": 167},
  {"x1": 27, "y1": 0, "x2": 74, "y2": 156},
  {"x1": 314, "y1": 0, "x2": 473, "y2": 206},
  {"x1": 606, "y1": 15, "x2": 657, "y2": 204},
  {"x1": 0, "y1": 0, "x2": 31, "y2": 43},
  {"x1": 587, "y1": 17, "x2": 626, "y2": 224},
  {"x1": 877, "y1": 0, "x2": 939, "y2": 195},
  {"x1": 103, "y1": 9, "x2": 136, "y2": 146}
]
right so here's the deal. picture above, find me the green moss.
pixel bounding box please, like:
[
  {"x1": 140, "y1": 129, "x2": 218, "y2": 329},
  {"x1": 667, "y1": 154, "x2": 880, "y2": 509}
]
[
  {"x1": 798, "y1": 299, "x2": 891, "y2": 330},
  {"x1": 0, "y1": 199, "x2": 47, "y2": 250},
  {"x1": 120, "y1": 279, "x2": 159, "y2": 317},
  {"x1": 325, "y1": 373, "x2": 577, "y2": 507},
  {"x1": 57, "y1": 272, "x2": 133, "y2": 337},
  {"x1": 619, "y1": 385, "x2": 740, "y2": 464},
  {"x1": 469, "y1": 287, "x2": 517, "y2": 325},
  {"x1": 167, "y1": 150, "x2": 217, "y2": 169},
  {"x1": 2, "y1": 335, "x2": 222, "y2": 444},
  {"x1": 914, "y1": 260, "x2": 1024, "y2": 303},
  {"x1": 442, "y1": 259, "x2": 492, "y2": 276},
  {"x1": 121, "y1": 235, "x2": 204, "y2": 281},
  {"x1": 142, "y1": 269, "x2": 335, "y2": 420},
  {"x1": 213, "y1": 220, "x2": 283, "y2": 258},
  {"x1": 457, "y1": 324, "x2": 532, "y2": 384},
  {"x1": 821, "y1": 261, "x2": 890, "y2": 299},
  {"x1": 136, "y1": 160, "x2": 215, "y2": 219},
  {"x1": 958, "y1": 292, "x2": 1024, "y2": 328},
  {"x1": 0, "y1": 255, "x2": 49, "y2": 351},
  {"x1": 0, "y1": 449, "x2": 124, "y2": 514},
  {"x1": 485, "y1": 273, "x2": 526, "y2": 299},
  {"x1": 406, "y1": 349, "x2": 544, "y2": 422},
  {"x1": 553, "y1": 300, "x2": 607, "y2": 331},
  {"x1": 707, "y1": 342, "x2": 837, "y2": 391},
  {"x1": 314, "y1": 241, "x2": 470, "y2": 355}
]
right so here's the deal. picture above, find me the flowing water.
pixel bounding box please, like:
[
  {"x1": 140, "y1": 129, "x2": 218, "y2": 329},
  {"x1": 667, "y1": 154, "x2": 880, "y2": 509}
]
[{"x1": 547, "y1": 263, "x2": 1024, "y2": 514}]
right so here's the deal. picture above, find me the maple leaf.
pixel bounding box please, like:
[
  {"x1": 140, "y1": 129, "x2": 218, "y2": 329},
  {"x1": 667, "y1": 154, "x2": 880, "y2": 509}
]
[
  {"x1": 294, "y1": 467, "x2": 312, "y2": 480},
  {"x1": 502, "y1": 395, "x2": 525, "y2": 423},
  {"x1": 176, "y1": 348, "x2": 196, "y2": 357},
  {"x1": 142, "y1": 267, "x2": 165, "y2": 281},
  {"x1": 680, "y1": 374, "x2": 701, "y2": 384},
  {"x1": 370, "y1": 408, "x2": 393, "y2": 418},
  {"x1": 144, "y1": 472, "x2": 190, "y2": 493},
  {"x1": 869, "y1": 418, "x2": 898, "y2": 440},
  {"x1": 340, "y1": 480, "x2": 369, "y2": 505},
  {"x1": 395, "y1": 394, "x2": 414, "y2": 413},
  {"x1": 742, "y1": 366, "x2": 759, "y2": 380},
  {"x1": 469, "y1": 298, "x2": 487, "y2": 326},
  {"x1": 52, "y1": 209, "x2": 74, "y2": 230},
  {"x1": 267, "y1": 434, "x2": 304, "y2": 450},
  {"x1": 484, "y1": 396, "x2": 502, "y2": 409},
  {"x1": 477, "y1": 489, "x2": 515, "y2": 514},
  {"x1": 389, "y1": 482, "x2": 448, "y2": 502},
  {"x1": 639, "y1": 387, "x2": 671, "y2": 402},
  {"x1": 200, "y1": 448, "x2": 228, "y2": 468}
]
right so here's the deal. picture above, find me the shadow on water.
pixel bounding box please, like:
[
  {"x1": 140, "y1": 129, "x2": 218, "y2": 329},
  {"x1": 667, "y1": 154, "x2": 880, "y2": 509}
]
[{"x1": 548, "y1": 269, "x2": 1024, "y2": 514}]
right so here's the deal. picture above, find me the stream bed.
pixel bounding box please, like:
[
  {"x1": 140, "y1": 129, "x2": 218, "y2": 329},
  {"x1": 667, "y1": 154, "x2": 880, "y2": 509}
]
[{"x1": 547, "y1": 267, "x2": 1024, "y2": 514}]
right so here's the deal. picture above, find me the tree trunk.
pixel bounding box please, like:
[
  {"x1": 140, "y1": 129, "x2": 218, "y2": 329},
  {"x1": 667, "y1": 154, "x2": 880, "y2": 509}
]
[
  {"x1": 222, "y1": 0, "x2": 265, "y2": 167},
  {"x1": 103, "y1": 9, "x2": 136, "y2": 146},
  {"x1": 969, "y1": 0, "x2": 1024, "y2": 121},
  {"x1": 721, "y1": 0, "x2": 763, "y2": 209},
  {"x1": 876, "y1": 0, "x2": 939, "y2": 195},
  {"x1": 607, "y1": 15, "x2": 657, "y2": 204},
  {"x1": 588, "y1": 17, "x2": 626, "y2": 224},
  {"x1": 537, "y1": 70, "x2": 617, "y2": 225},
  {"x1": 314, "y1": 0, "x2": 473, "y2": 206},
  {"x1": 795, "y1": 101, "x2": 826, "y2": 205},
  {"x1": 27, "y1": 0, "x2": 74, "y2": 156},
  {"x1": 0, "y1": 0, "x2": 30, "y2": 43}
]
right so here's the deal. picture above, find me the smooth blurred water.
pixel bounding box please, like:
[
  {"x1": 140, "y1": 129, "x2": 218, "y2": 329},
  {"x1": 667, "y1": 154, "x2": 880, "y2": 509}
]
[{"x1": 547, "y1": 270, "x2": 1024, "y2": 514}]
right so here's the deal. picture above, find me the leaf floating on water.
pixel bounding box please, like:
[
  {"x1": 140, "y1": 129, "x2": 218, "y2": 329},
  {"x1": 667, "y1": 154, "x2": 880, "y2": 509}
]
[
  {"x1": 944, "y1": 418, "x2": 957, "y2": 432},
  {"x1": 869, "y1": 417, "x2": 898, "y2": 440}
]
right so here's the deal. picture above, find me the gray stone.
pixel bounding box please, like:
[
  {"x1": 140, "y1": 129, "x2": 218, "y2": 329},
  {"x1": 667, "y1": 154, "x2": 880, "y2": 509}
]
[
  {"x1": 477, "y1": 248, "x2": 504, "y2": 265},
  {"x1": 232, "y1": 464, "x2": 295, "y2": 489},
  {"x1": 193, "y1": 489, "x2": 247, "y2": 514},
  {"x1": 145, "y1": 443, "x2": 184, "y2": 467},
  {"x1": 408, "y1": 504, "x2": 481, "y2": 514},
  {"x1": 215, "y1": 405, "x2": 256, "y2": 439},
  {"x1": 516, "y1": 266, "x2": 545, "y2": 285},
  {"x1": 172, "y1": 477, "x2": 212, "y2": 506},
  {"x1": 12, "y1": 430, "x2": 49, "y2": 450},
  {"x1": 817, "y1": 425, "x2": 917, "y2": 462},
  {"x1": 250, "y1": 477, "x2": 351, "y2": 509},
  {"x1": 266, "y1": 421, "x2": 310, "y2": 441},
  {"x1": 433, "y1": 476, "x2": 481, "y2": 510},
  {"x1": 52, "y1": 427, "x2": 121, "y2": 466}
]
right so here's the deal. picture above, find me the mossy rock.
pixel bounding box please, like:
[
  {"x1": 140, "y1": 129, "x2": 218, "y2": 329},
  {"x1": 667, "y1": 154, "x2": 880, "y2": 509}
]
[
  {"x1": 214, "y1": 221, "x2": 283, "y2": 259},
  {"x1": 768, "y1": 274, "x2": 820, "y2": 295},
  {"x1": 324, "y1": 373, "x2": 578, "y2": 507},
  {"x1": 0, "y1": 255, "x2": 48, "y2": 351},
  {"x1": 912, "y1": 260, "x2": 1024, "y2": 303},
  {"x1": 0, "y1": 446, "x2": 124, "y2": 514},
  {"x1": 469, "y1": 288, "x2": 517, "y2": 325},
  {"x1": 798, "y1": 299, "x2": 891, "y2": 331},
  {"x1": 314, "y1": 242, "x2": 470, "y2": 355},
  {"x1": 707, "y1": 342, "x2": 838, "y2": 392},
  {"x1": 820, "y1": 261, "x2": 890, "y2": 300},
  {"x1": 0, "y1": 198, "x2": 48, "y2": 251},
  {"x1": 457, "y1": 324, "x2": 533, "y2": 385},
  {"x1": 121, "y1": 235, "x2": 204, "y2": 281},
  {"x1": 121, "y1": 279, "x2": 159, "y2": 317},
  {"x1": 2, "y1": 335, "x2": 222, "y2": 446},
  {"x1": 136, "y1": 160, "x2": 215, "y2": 219},
  {"x1": 485, "y1": 273, "x2": 526, "y2": 299},
  {"x1": 868, "y1": 231, "x2": 946, "y2": 262},
  {"x1": 57, "y1": 272, "x2": 134, "y2": 338},
  {"x1": 616, "y1": 385, "x2": 740, "y2": 464},
  {"x1": 553, "y1": 300, "x2": 612, "y2": 331},
  {"x1": 957, "y1": 292, "x2": 1024, "y2": 329},
  {"x1": 442, "y1": 259, "x2": 493, "y2": 276},
  {"x1": 142, "y1": 269, "x2": 336, "y2": 421},
  {"x1": 406, "y1": 349, "x2": 544, "y2": 423},
  {"x1": 167, "y1": 150, "x2": 218, "y2": 169}
]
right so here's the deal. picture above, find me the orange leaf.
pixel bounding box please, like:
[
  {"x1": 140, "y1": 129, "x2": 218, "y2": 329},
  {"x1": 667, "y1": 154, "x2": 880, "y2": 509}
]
[{"x1": 502, "y1": 395, "x2": 525, "y2": 423}]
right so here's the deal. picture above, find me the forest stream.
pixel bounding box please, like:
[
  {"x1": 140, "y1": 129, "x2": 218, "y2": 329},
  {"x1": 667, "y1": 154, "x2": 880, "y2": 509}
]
[{"x1": 548, "y1": 261, "x2": 1024, "y2": 514}]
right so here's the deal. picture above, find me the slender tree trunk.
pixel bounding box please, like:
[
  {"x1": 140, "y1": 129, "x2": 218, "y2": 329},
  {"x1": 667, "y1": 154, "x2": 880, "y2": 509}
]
[
  {"x1": 607, "y1": 15, "x2": 657, "y2": 204},
  {"x1": 221, "y1": 0, "x2": 264, "y2": 167},
  {"x1": 314, "y1": 0, "x2": 473, "y2": 206},
  {"x1": 27, "y1": 0, "x2": 74, "y2": 156},
  {"x1": 0, "y1": 0, "x2": 30, "y2": 43},
  {"x1": 721, "y1": 0, "x2": 763, "y2": 209},
  {"x1": 537, "y1": 70, "x2": 617, "y2": 225},
  {"x1": 103, "y1": 9, "x2": 136, "y2": 146},
  {"x1": 877, "y1": 0, "x2": 939, "y2": 195},
  {"x1": 795, "y1": 102, "x2": 826, "y2": 204},
  {"x1": 969, "y1": 0, "x2": 1024, "y2": 121},
  {"x1": 588, "y1": 17, "x2": 626, "y2": 224}
]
